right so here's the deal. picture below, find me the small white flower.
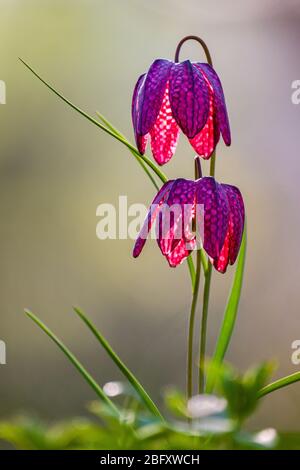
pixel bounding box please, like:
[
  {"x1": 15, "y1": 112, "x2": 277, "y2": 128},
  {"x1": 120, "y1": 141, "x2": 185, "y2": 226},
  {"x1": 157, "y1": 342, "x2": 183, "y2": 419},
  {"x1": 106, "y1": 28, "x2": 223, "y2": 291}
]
[
  {"x1": 253, "y1": 428, "x2": 278, "y2": 447},
  {"x1": 187, "y1": 394, "x2": 227, "y2": 419},
  {"x1": 103, "y1": 381, "x2": 124, "y2": 397}
]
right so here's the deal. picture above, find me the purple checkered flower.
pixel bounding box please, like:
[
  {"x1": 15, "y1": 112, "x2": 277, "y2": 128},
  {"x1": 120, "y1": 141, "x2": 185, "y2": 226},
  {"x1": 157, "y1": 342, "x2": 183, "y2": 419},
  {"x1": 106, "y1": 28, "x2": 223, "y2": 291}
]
[
  {"x1": 132, "y1": 59, "x2": 230, "y2": 165},
  {"x1": 133, "y1": 177, "x2": 244, "y2": 273}
]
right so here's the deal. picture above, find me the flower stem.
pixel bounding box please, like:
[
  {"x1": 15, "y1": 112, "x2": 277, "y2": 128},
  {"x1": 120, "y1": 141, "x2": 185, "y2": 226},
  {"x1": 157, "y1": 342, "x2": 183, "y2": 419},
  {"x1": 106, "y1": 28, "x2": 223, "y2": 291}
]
[
  {"x1": 187, "y1": 249, "x2": 201, "y2": 399},
  {"x1": 174, "y1": 36, "x2": 213, "y2": 66},
  {"x1": 198, "y1": 151, "x2": 216, "y2": 392},
  {"x1": 198, "y1": 264, "x2": 212, "y2": 393},
  {"x1": 209, "y1": 151, "x2": 216, "y2": 177},
  {"x1": 186, "y1": 156, "x2": 204, "y2": 400}
]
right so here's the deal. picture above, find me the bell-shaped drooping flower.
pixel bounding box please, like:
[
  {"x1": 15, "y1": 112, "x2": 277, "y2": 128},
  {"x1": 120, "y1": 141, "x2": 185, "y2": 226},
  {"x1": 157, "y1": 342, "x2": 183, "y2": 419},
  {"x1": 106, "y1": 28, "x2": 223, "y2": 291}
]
[
  {"x1": 196, "y1": 177, "x2": 245, "y2": 273},
  {"x1": 132, "y1": 53, "x2": 230, "y2": 165},
  {"x1": 133, "y1": 177, "x2": 244, "y2": 273}
]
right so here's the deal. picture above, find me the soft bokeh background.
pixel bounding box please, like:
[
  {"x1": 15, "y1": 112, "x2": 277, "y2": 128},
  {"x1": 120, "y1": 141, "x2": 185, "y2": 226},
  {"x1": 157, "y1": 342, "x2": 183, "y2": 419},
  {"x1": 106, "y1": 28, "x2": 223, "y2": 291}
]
[{"x1": 0, "y1": 0, "x2": 300, "y2": 431}]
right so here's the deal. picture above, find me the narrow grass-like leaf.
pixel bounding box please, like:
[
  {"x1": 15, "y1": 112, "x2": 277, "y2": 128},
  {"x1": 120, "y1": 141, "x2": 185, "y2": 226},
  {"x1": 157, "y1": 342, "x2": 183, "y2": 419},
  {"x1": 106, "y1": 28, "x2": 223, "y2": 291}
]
[
  {"x1": 206, "y1": 224, "x2": 247, "y2": 393},
  {"x1": 96, "y1": 112, "x2": 199, "y2": 287},
  {"x1": 73, "y1": 307, "x2": 164, "y2": 421},
  {"x1": 96, "y1": 111, "x2": 159, "y2": 191},
  {"x1": 19, "y1": 58, "x2": 167, "y2": 185},
  {"x1": 95, "y1": 111, "x2": 127, "y2": 139},
  {"x1": 20, "y1": 59, "x2": 197, "y2": 287},
  {"x1": 25, "y1": 309, "x2": 120, "y2": 418},
  {"x1": 259, "y1": 372, "x2": 300, "y2": 398}
]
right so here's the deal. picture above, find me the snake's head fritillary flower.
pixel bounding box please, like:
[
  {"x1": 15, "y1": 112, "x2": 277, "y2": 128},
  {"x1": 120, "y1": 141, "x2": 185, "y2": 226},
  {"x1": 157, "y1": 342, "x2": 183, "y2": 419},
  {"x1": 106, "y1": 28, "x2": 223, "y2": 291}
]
[
  {"x1": 132, "y1": 54, "x2": 230, "y2": 165},
  {"x1": 196, "y1": 177, "x2": 245, "y2": 273},
  {"x1": 133, "y1": 177, "x2": 244, "y2": 273}
]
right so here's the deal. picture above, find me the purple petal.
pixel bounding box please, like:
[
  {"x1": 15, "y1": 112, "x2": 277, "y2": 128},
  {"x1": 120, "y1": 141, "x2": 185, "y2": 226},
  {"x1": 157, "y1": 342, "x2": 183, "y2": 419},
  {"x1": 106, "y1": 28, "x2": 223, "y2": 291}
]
[
  {"x1": 189, "y1": 87, "x2": 220, "y2": 159},
  {"x1": 165, "y1": 238, "x2": 194, "y2": 267},
  {"x1": 221, "y1": 184, "x2": 245, "y2": 264},
  {"x1": 196, "y1": 63, "x2": 231, "y2": 146},
  {"x1": 196, "y1": 177, "x2": 230, "y2": 259},
  {"x1": 213, "y1": 230, "x2": 230, "y2": 273},
  {"x1": 169, "y1": 60, "x2": 210, "y2": 139},
  {"x1": 157, "y1": 178, "x2": 196, "y2": 256},
  {"x1": 132, "y1": 74, "x2": 145, "y2": 131},
  {"x1": 133, "y1": 180, "x2": 174, "y2": 258},
  {"x1": 149, "y1": 82, "x2": 180, "y2": 165},
  {"x1": 190, "y1": 64, "x2": 220, "y2": 158},
  {"x1": 132, "y1": 73, "x2": 148, "y2": 153},
  {"x1": 135, "y1": 59, "x2": 173, "y2": 136}
]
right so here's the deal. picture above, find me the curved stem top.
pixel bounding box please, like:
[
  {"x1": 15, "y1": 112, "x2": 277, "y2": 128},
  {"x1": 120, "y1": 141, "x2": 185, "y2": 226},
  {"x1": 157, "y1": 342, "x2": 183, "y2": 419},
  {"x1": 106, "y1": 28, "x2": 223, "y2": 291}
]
[{"x1": 174, "y1": 35, "x2": 213, "y2": 66}]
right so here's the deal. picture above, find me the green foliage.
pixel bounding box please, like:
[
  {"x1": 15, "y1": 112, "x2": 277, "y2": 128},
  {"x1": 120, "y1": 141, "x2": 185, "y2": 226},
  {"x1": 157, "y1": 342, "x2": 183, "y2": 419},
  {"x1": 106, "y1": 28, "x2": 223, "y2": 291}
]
[
  {"x1": 1, "y1": 413, "x2": 298, "y2": 450},
  {"x1": 206, "y1": 227, "x2": 247, "y2": 393},
  {"x1": 73, "y1": 307, "x2": 163, "y2": 420},
  {"x1": 0, "y1": 416, "x2": 111, "y2": 450},
  {"x1": 259, "y1": 370, "x2": 300, "y2": 398},
  {"x1": 25, "y1": 310, "x2": 120, "y2": 418},
  {"x1": 164, "y1": 388, "x2": 188, "y2": 419},
  {"x1": 0, "y1": 360, "x2": 283, "y2": 450},
  {"x1": 18, "y1": 307, "x2": 300, "y2": 450},
  {"x1": 213, "y1": 362, "x2": 275, "y2": 423},
  {"x1": 0, "y1": 381, "x2": 290, "y2": 450}
]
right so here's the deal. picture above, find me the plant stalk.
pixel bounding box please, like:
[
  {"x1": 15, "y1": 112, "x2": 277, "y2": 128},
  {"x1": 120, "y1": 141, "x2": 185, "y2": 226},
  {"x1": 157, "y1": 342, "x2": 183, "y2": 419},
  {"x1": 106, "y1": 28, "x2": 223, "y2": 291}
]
[
  {"x1": 198, "y1": 150, "x2": 216, "y2": 392},
  {"x1": 198, "y1": 264, "x2": 212, "y2": 393},
  {"x1": 187, "y1": 250, "x2": 201, "y2": 400},
  {"x1": 187, "y1": 156, "x2": 203, "y2": 399}
]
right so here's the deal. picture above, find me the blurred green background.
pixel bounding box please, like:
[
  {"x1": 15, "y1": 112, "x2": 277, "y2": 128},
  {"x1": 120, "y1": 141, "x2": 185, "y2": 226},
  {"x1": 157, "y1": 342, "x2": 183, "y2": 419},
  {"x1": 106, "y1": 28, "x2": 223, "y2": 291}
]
[{"x1": 0, "y1": 0, "x2": 300, "y2": 431}]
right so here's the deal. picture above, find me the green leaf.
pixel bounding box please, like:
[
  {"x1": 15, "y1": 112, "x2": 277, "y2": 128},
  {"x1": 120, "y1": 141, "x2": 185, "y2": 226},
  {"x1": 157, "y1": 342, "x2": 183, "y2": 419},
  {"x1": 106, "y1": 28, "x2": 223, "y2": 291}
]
[
  {"x1": 73, "y1": 307, "x2": 164, "y2": 421},
  {"x1": 19, "y1": 59, "x2": 196, "y2": 289},
  {"x1": 96, "y1": 111, "x2": 160, "y2": 191},
  {"x1": 94, "y1": 115, "x2": 198, "y2": 288},
  {"x1": 95, "y1": 111, "x2": 125, "y2": 136},
  {"x1": 214, "y1": 362, "x2": 274, "y2": 422},
  {"x1": 24, "y1": 309, "x2": 120, "y2": 418},
  {"x1": 259, "y1": 371, "x2": 300, "y2": 398},
  {"x1": 0, "y1": 417, "x2": 49, "y2": 450},
  {"x1": 206, "y1": 225, "x2": 247, "y2": 393},
  {"x1": 163, "y1": 388, "x2": 187, "y2": 418},
  {"x1": 19, "y1": 58, "x2": 168, "y2": 185}
]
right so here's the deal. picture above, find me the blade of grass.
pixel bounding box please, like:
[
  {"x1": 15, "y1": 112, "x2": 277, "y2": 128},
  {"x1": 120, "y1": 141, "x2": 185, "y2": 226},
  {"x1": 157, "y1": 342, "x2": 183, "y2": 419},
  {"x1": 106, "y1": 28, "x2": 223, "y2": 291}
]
[
  {"x1": 20, "y1": 59, "x2": 197, "y2": 287},
  {"x1": 96, "y1": 111, "x2": 199, "y2": 289},
  {"x1": 19, "y1": 58, "x2": 168, "y2": 185},
  {"x1": 96, "y1": 111, "x2": 159, "y2": 191},
  {"x1": 73, "y1": 307, "x2": 164, "y2": 421},
  {"x1": 259, "y1": 372, "x2": 300, "y2": 398},
  {"x1": 25, "y1": 309, "x2": 120, "y2": 418},
  {"x1": 206, "y1": 224, "x2": 247, "y2": 393},
  {"x1": 95, "y1": 111, "x2": 127, "y2": 138}
]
